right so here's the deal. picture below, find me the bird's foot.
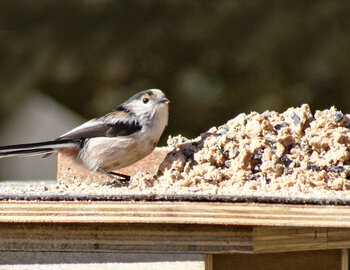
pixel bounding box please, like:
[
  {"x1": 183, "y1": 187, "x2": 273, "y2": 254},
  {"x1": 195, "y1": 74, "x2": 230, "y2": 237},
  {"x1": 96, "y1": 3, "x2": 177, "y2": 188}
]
[{"x1": 98, "y1": 168, "x2": 131, "y2": 187}]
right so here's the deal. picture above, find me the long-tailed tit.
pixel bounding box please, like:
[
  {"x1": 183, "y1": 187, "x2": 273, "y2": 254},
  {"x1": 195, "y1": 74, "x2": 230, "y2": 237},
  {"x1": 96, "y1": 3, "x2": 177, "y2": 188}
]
[{"x1": 0, "y1": 89, "x2": 170, "y2": 186}]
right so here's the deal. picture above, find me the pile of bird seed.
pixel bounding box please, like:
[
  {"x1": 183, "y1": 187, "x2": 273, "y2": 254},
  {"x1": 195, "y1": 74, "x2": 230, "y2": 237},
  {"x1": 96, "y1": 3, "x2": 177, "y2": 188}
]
[{"x1": 134, "y1": 104, "x2": 350, "y2": 196}]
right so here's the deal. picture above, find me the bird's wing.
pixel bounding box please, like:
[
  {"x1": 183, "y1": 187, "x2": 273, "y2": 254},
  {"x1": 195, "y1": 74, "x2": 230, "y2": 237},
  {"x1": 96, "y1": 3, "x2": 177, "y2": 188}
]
[{"x1": 57, "y1": 117, "x2": 142, "y2": 141}]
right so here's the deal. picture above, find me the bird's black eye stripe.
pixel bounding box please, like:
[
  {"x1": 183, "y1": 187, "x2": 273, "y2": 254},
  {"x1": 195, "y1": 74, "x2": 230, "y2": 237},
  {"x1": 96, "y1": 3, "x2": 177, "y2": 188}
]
[{"x1": 143, "y1": 97, "x2": 150, "y2": 103}]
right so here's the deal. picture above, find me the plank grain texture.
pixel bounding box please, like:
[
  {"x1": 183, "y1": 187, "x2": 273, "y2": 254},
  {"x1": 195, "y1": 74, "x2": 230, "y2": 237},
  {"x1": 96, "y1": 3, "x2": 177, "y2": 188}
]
[
  {"x1": 1, "y1": 201, "x2": 350, "y2": 227},
  {"x1": 1, "y1": 222, "x2": 350, "y2": 254},
  {"x1": 0, "y1": 223, "x2": 253, "y2": 253}
]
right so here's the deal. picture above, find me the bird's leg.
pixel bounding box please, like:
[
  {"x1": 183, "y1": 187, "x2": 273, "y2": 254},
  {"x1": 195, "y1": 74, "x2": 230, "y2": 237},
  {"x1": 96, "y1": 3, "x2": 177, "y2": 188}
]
[{"x1": 98, "y1": 168, "x2": 130, "y2": 187}]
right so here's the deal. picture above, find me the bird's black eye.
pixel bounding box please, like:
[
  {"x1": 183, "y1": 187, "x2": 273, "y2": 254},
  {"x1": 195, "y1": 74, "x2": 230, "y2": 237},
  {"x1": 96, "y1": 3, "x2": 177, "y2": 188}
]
[{"x1": 143, "y1": 97, "x2": 150, "y2": 104}]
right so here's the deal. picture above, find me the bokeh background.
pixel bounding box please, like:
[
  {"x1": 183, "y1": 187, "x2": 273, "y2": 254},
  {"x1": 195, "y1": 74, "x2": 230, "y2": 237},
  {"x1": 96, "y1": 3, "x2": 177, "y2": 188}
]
[{"x1": 0, "y1": 0, "x2": 349, "y2": 180}]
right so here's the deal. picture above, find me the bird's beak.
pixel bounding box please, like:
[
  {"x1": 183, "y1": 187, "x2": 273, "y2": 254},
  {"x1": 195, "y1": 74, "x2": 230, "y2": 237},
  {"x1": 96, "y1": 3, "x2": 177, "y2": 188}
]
[{"x1": 159, "y1": 97, "x2": 170, "y2": 104}]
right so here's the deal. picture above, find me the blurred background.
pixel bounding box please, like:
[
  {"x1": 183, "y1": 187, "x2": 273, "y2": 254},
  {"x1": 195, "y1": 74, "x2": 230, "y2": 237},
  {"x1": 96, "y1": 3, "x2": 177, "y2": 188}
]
[{"x1": 0, "y1": 0, "x2": 349, "y2": 180}]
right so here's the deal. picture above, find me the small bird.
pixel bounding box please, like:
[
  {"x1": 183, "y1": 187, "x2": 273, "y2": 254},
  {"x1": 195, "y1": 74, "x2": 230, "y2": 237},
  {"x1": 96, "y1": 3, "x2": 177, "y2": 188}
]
[{"x1": 0, "y1": 89, "x2": 170, "y2": 186}]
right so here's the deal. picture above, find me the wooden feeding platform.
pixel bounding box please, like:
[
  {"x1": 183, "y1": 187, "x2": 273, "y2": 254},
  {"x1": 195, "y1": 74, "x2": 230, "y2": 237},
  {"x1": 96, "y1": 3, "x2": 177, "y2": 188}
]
[{"x1": 1, "y1": 149, "x2": 350, "y2": 270}]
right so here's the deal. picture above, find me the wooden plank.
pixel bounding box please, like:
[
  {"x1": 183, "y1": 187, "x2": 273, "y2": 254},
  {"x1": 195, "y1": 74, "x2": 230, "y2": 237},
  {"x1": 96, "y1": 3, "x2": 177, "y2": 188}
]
[
  {"x1": 254, "y1": 227, "x2": 350, "y2": 253},
  {"x1": 342, "y1": 249, "x2": 349, "y2": 270},
  {"x1": 254, "y1": 227, "x2": 329, "y2": 253},
  {"x1": 213, "y1": 250, "x2": 342, "y2": 270},
  {"x1": 205, "y1": 254, "x2": 213, "y2": 270},
  {"x1": 1, "y1": 201, "x2": 350, "y2": 227},
  {"x1": 1, "y1": 221, "x2": 350, "y2": 254},
  {"x1": 328, "y1": 229, "x2": 350, "y2": 249},
  {"x1": 0, "y1": 252, "x2": 206, "y2": 270},
  {"x1": 0, "y1": 223, "x2": 253, "y2": 253},
  {"x1": 2, "y1": 222, "x2": 350, "y2": 254}
]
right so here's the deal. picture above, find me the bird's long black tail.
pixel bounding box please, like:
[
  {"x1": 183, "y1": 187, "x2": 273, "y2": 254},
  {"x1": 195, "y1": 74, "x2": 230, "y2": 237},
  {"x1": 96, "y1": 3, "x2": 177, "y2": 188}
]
[{"x1": 0, "y1": 140, "x2": 80, "y2": 158}]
